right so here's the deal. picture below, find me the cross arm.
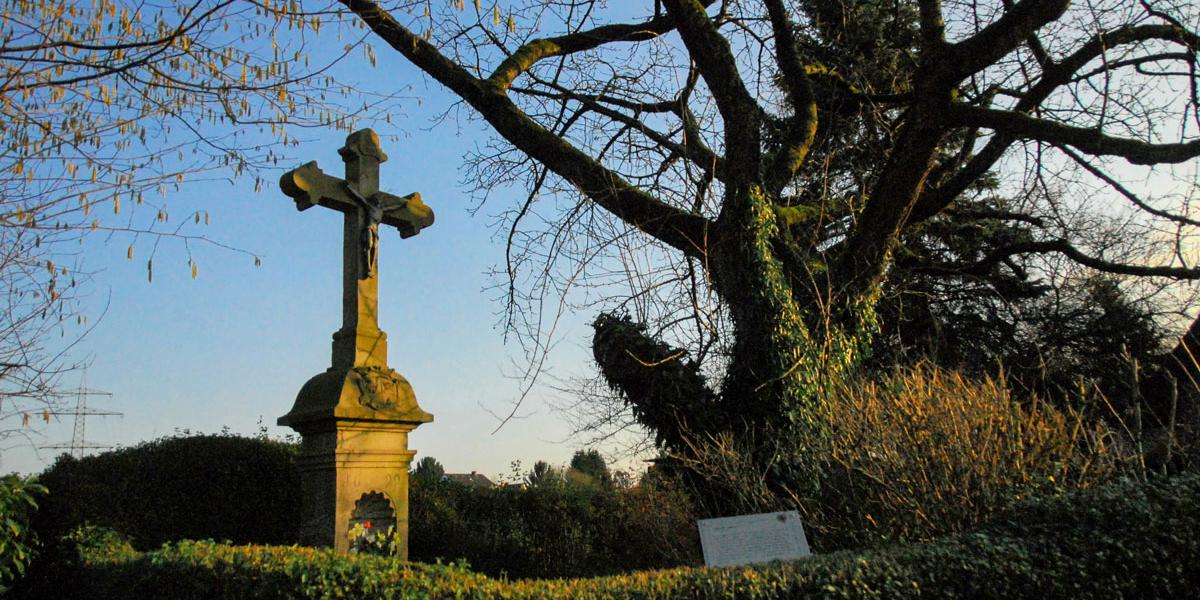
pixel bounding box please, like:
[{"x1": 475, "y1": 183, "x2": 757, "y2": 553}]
[
  {"x1": 279, "y1": 161, "x2": 354, "y2": 213},
  {"x1": 376, "y1": 191, "x2": 434, "y2": 238},
  {"x1": 279, "y1": 161, "x2": 435, "y2": 238}
]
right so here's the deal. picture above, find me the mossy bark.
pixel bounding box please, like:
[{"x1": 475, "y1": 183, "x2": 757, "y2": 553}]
[{"x1": 594, "y1": 184, "x2": 876, "y2": 453}]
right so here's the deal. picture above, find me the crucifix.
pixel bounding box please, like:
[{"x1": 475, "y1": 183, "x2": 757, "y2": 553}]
[
  {"x1": 278, "y1": 128, "x2": 434, "y2": 370},
  {"x1": 275, "y1": 128, "x2": 434, "y2": 557}
]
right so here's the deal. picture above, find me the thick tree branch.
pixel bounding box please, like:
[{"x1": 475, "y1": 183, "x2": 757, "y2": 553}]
[
  {"x1": 979, "y1": 239, "x2": 1200, "y2": 279},
  {"x1": 837, "y1": 115, "x2": 947, "y2": 295},
  {"x1": 339, "y1": 0, "x2": 712, "y2": 259},
  {"x1": 949, "y1": 104, "x2": 1200, "y2": 164},
  {"x1": 763, "y1": 0, "x2": 817, "y2": 190},
  {"x1": 945, "y1": 0, "x2": 1070, "y2": 82},
  {"x1": 917, "y1": 0, "x2": 947, "y2": 51},
  {"x1": 486, "y1": 1, "x2": 715, "y2": 91},
  {"x1": 513, "y1": 82, "x2": 728, "y2": 181},
  {"x1": 592, "y1": 312, "x2": 720, "y2": 451},
  {"x1": 1073, "y1": 52, "x2": 1195, "y2": 81},
  {"x1": 661, "y1": 0, "x2": 762, "y2": 186},
  {"x1": 946, "y1": 207, "x2": 1047, "y2": 228},
  {"x1": 916, "y1": 23, "x2": 1200, "y2": 222}
]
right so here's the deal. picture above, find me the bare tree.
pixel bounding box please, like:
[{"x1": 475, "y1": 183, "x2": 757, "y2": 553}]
[{"x1": 0, "y1": 0, "x2": 403, "y2": 448}]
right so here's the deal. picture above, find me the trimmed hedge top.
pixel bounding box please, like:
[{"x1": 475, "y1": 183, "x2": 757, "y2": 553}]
[
  {"x1": 28, "y1": 473, "x2": 1200, "y2": 599},
  {"x1": 35, "y1": 433, "x2": 300, "y2": 549}
]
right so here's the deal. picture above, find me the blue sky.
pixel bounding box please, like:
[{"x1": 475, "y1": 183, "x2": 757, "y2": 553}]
[{"x1": 2, "y1": 8, "x2": 637, "y2": 478}]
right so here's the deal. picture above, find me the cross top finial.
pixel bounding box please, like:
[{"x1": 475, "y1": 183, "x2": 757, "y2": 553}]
[{"x1": 339, "y1": 128, "x2": 388, "y2": 163}]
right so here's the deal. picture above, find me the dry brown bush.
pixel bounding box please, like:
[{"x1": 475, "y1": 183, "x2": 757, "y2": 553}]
[
  {"x1": 815, "y1": 362, "x2": 1123, "y2": 545},
  {"x1": 675, "y1": 362, "x2": 1127, "y2": 550}
]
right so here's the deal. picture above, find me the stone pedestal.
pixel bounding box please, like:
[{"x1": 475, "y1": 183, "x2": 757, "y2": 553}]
[{"x1": 279, "y1": 364, "x2": 432, "y2": 556}]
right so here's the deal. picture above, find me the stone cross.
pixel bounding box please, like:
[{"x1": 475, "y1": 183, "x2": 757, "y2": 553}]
[
  {"x1": 276, "y1": 129, "x2": 434, "y2": 558},
  {"x1": 278, "y1": 128, "x2": 434, "y2": 369}
]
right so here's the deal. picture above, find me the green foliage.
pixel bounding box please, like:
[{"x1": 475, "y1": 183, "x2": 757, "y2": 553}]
[
  {"x1": 883, "y1": 237, "x2": 1169, "y2": 410},
  {"x1": 21, "y1": 474, "x2": 1200, "y2": 599},
  {"x1": 409, "y1": 473, "x2": 699, "y2": 578},
  {"x1": 592, "y1": 313, "x2": 719, "y2": 453},
  {"x1": 10, "y1": 525, "x2": 137, "y2": 600},
  {"x1": 524, "y1": 460, "x2": 562, "y2": 488},
  {"x1": 0, "y1": 474, "x2": 46, "y2": 590},
  {"x1": 34, "y1": 433, "x2": 300, "y2": 550},
  {"x1": 410, "y1": 456, "x2": 445, "y2": 486},
  {"x1": 61, "y1": 525, "x2": 138, "y2": 564},
  {"x1": 568, "y1": 449, "x2": 611, "y2": 488}
]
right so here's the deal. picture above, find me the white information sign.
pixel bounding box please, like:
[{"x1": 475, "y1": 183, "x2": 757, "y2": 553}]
[{"x1": 697, "y1": 510, "x2": 811, "y2": 567}]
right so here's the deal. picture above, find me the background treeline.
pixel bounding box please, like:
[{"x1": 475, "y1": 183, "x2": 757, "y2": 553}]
[{"x1": 409, "y1": 453, "x2": 699, "y2": 578}]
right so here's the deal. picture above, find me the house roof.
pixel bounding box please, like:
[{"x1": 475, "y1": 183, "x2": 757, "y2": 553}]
[{"x1": 445, "y1": 471, "x2": 496, "y2": 487}]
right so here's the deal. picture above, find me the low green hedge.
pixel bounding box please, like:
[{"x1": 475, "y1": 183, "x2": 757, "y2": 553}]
[
  {"x1": 18, "y1": 474, "x2": 1200, "y2": 599},
  {"x1": 35, "y1": 433, "x2": 300, "y2": 549}
]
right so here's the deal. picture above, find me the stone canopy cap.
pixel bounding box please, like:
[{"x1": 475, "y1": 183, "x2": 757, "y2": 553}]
[{"x1": 279, "y1": 366, "x2": 434, "y2": 429}]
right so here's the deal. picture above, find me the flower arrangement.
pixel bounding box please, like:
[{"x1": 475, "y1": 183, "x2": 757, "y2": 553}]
[{"x1": 347, "y1": 520, "x2": 398, "y2": 556}]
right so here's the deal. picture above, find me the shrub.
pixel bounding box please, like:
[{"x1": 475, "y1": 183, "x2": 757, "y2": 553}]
[
  {"x1": 409, "y1": 474, "x2": 699, "y2": 578},
  {"x1": 812, "y1": 362, "x2": 1122, "y2": 546},
  {"x1": 409, "y1": 456, "x2": 444, "y2": 486},
  {"x1": 34, "y1": 432, "x2": 300, "y2": 550},
  {"x1": 19, "y1": 474, "x2": 1200, "y2": 599},
  {"x1": 14, "y1": 525, "x2": 143, "y2": 600},
  {"x1": 0, "y1": 474, "x2": 46, "y2": 590},
  {"x1": 678, "y1": 362, "x2": 1123, "y2": 550}
]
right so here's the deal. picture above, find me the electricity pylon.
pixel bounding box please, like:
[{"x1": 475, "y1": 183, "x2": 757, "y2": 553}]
[{"x1": 41, "y1": 370, "x2": 120, "y2": 458}]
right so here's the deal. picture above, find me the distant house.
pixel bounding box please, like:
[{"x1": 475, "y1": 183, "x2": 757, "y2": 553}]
[{"x1": 445, "y1": 471, "x2": 496, "y2": 488}]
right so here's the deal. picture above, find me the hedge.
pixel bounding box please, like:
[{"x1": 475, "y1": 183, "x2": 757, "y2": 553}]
[
  {"x1": 17, "y1": 474, "x2": 1200, "y2": 599},
  {"x1": 409, "y1": 474, "x2": 699, "y2": 578},
  {"x1": 34, "y1": 433, "x2": 300, "y2": 549}
]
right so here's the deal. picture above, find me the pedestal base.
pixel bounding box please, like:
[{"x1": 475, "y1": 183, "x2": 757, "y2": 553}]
[
  {"x1": 279, "y1": 365, "x2": 432, "y2": 557},
  {"x1": 293, "y1": 422, "x2": 416, "y2": 555}
]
